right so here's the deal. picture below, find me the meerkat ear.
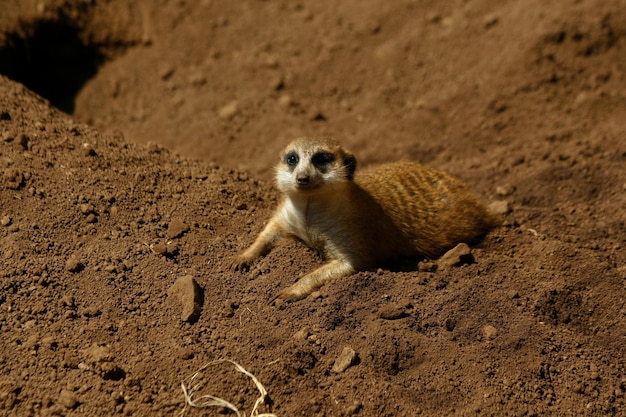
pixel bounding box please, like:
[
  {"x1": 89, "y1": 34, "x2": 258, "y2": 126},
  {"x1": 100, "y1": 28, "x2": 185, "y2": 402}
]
[{"x1": 343, "y1": 153, "x2": 357, "y2": 180}]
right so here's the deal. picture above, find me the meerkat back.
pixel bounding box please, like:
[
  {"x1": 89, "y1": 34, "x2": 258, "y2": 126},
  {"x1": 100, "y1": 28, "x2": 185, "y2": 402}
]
[{"x1": 354, "y1": 161, "x2": 499, "y2": 259}]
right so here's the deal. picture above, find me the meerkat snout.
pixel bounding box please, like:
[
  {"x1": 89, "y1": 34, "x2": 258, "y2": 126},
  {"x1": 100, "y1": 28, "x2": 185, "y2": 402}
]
[{"x1": 233, "y1": 137, "x2": 499, "y2": 302}]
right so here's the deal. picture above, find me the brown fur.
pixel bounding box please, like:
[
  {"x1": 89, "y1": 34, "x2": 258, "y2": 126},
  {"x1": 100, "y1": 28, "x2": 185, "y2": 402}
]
[{"x1": 232, "y1": 137, "x2": 499, "y2": 302}]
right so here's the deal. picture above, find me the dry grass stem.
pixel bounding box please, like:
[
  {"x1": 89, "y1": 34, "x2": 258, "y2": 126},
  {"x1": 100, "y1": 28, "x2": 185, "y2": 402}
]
[{"x1": 180, "y1": 359, "x2": 276, "y2": 417}]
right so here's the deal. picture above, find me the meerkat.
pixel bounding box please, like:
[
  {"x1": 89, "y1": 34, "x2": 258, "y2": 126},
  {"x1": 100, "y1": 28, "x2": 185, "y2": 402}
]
[{"x1": 232, "y1": 137, "x2": 499, "y2": 302}]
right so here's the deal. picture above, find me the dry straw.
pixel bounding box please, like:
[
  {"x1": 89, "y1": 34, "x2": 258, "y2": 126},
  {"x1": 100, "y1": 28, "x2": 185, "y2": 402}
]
[{"x1": 180, "y1": 359, "x2": 277, "y2": 417}]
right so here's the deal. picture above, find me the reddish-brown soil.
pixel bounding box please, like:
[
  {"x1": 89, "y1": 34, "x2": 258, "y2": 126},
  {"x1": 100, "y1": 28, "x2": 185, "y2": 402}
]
[{"x1": 1, "y1": 1, "x2": 625, "y2": 416}]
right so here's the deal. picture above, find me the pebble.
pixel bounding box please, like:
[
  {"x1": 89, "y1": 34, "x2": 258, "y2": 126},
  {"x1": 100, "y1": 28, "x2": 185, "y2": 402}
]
[
  {"x1": 444, "y1": 318, "x2": 457, "y2": 331},
  {"x1": 152, "y1": 242, "x2": 168, "y2": 256},
  {"x1": 79, "y1": 203, "x2": 95, "y2": 214},
  {"x1": 489, "y1": 200, "x2": 511, "y2": 215},
  {"x1": 1, "y1": 216, "x2": 11, "y2": 226},
  {"x1": 167, "y1": 218, "x2": 189, "y2": 239},
  {"x1": 437, "y1": 243, "x2": 474, "y2": 270},
  {"x1": 344, "y1": 401, "x2": 363, "y2": 415},
  {"x1": 82, "y1": 143, "x2": 97, "y2": 156},
  {"x1": 218, "y1": 100, "x2": 239, "y2": 120},
  {"x1": 495, "y1": 184, "x2": 515, "y2": 197},
  {"x1": 168, "y1": 275, "x2": 203, "y2": 323},
  {"x1": 58, "y1": 389, "x2": 79, "y2": 409},
  {"x1": 483, "y1": 325, "x2": 498, "y2": 340},
  {"x1": 378, "y1": 302, "x2": 410, "y2": 320},
  {"x1": 293, "y1": 327, "x2": 311, "y2": 341},
  {"x1": 332, "y1": 346, "x2": 358, "y2": 373},
  {"x1": 65, "y1": 254, "x2": 84, "y2": 273},
  {"x1": 507, "y1": 289, "x2": 520, "y2": 299}
]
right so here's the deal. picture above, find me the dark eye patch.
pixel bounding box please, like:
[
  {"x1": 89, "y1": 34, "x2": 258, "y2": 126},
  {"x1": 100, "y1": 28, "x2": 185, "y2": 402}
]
[
  {"x1": 285, "y1": 151, "x2": 299, "y2": 168},
  {"x1": 311, "y1": 151, "x2": 335, "y2": 168}
]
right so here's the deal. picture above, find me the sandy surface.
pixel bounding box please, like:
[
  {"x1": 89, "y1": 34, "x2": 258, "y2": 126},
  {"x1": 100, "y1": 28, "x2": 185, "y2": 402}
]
[{"x1": 0, "y1": 0, "x2": 625, "y2": 416}]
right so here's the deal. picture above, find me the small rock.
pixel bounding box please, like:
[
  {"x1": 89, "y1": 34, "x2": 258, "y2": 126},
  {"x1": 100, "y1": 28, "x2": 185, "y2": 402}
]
[
  {"x1": 495, "y1": 185, "x2": 514, "y2": 197},
  {"x1": 344, "y1": 401, "x2": 363, "y2": 415},
  {"x1": 278, "y1": 94, "x2": 292, "y2": 108},
  {"x1": 167, "y1": 219, "x2": 189, "y2": 239},
  {"x1": 81, "y1": 306, "x2": 101, "y2": 317},
  {"x1": 65, "y1": 254, "x2": 84, "y2": 273},
  {"x1": 40, "y1": 336, "x2": 57, "y2": 349},
  {"x1": 103, "y1": 264, "x2": 117, "y2": 274},
  {"x1": 152, "y1": 242, "x2": 168, "y2": 256},
  {"x1": 437, "y1": 243, "x2": 474, "y2": 270},
  {"x1": 483, "y1": 13, "x2": 499, "y2": 29},
  {"x1": 1, "y1": 216, "x2": 11, "y2": 226},
  {"x1": 58, "y1": 389, "x2": 79, "y2": 409},
  {"x1": 507, "y1": 289, "x2": 520, "y2": 299},
  {"x1": 79, "y1": 203, "x2": 95, "y2": 214},
  {"x1": 379, "y1": 303, "x2": 410, "y2": 320},
  {"x1": 293, "y1": 327, "x2": 311, "y2": 341},
  {"x1": 168, "y1": 275, "x2": 203, "y2": 323},
  {"x1": 483, "y1": 325, "x2": 498, "y2": 340},
  {"x1": 82, "y1": 143, "x2": 97, "y2": 156},
  {"x1": 489, "y1": 200, "x2": 511, "y2": 215},
  {"x1": 178, "y1": 347, "x2": 195, "y2": 360},
  {"x1": 332, "y1": 347, "x2": 358, "y2": 373},
  {"x1": 418, "y1": 260, "x2": 437, "y2": 272},
  {"x1": 189, "y1": 71, "x2": 207, "y2": 86},
  {"x1": 159, "y1": 65, "x2": 175, "y2": 80},
  {"x1": 444, "y1": 318, "x2": 456, "y2": 331},
  {"x1": 218, "y1": 100, "x2": 239, "y2": 120}
]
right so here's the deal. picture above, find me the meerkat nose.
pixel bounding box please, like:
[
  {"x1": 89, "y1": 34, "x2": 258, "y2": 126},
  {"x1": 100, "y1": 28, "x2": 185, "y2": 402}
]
[{"x1": 297, "y1": 176, "x2": 310, "y2": 185}]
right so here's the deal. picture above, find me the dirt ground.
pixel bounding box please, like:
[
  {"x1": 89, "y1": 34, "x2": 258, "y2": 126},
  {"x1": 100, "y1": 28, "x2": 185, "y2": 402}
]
[{"x1": 0, "y1": 0, "x2": 625, "y2": 416}]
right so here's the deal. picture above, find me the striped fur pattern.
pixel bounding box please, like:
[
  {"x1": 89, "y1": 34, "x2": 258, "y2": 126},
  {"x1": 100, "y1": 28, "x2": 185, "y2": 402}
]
[{"x1": 232, "y1": 137, "x2": 499, "y2": 302}]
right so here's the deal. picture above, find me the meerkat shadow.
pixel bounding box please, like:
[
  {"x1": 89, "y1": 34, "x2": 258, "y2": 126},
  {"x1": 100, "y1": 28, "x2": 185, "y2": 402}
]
[{"x1": 376, "y1": 231, "x2": 494, "y2": 273}]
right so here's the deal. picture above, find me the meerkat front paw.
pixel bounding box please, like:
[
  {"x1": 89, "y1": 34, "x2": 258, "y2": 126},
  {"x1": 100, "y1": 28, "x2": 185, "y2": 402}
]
[
  {"x1": 275, "y1": 282, "x2": 312, "y2": 303},
  {"x1": 230, "y1": 255, "x2": 253, "y2": 272}
]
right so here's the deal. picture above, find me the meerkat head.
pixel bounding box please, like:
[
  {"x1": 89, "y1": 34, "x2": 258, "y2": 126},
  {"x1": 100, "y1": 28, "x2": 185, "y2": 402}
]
[{"x1": 276, "y1": 137, "x2": 357, "y2": 195}]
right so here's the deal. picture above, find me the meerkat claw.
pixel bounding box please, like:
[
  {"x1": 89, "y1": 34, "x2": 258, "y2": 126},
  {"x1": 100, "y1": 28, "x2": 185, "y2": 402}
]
[
  {"x1": 275, "y1": 287, "x2": 308, "y2": 303},
  {"x1": 231, "y1": 257, "x2": 251, "y2": 272}
]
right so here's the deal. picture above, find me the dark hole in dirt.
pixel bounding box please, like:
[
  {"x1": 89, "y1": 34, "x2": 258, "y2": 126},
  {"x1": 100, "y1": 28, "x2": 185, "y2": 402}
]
[{"x1": 0, "y1": 19, "x2": 105, "y2": 114}]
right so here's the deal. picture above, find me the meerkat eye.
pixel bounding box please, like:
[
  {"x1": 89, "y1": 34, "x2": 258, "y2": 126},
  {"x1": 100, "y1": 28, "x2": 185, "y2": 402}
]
[
  {"x1": 311, "y1": 151, "x2": 335, "y2": 168},
  {"x1": 285, "y1": 151, "x2": 299, "y2": 168}
]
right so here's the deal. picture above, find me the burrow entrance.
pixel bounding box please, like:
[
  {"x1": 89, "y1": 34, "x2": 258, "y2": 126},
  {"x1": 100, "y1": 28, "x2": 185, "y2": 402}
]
[{"x1": 0, "y1": 5, "x2": 141, "y2": 114}]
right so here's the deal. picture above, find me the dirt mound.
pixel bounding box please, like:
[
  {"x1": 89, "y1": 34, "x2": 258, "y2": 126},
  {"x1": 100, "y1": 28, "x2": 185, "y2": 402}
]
[{"x1": 1, "y1": 0, "x2": 625, "y2": 416}]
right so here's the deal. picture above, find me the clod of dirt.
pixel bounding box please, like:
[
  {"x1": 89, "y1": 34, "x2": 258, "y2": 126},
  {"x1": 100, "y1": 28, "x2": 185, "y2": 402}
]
[
  {"x1": 58, "y1": 389, "x2": 80, "y2": 409},
  {"x1": 293, "y1": 327, "x2": 311, "y2": 341},
  {"x1": 489, "y1": 200, "x2": 511, "y2": 215},
  {"x1": 344, "y1": 401, "x2": 363, "y2": 416},
  {"x1": 167, "y1": 218, "x2": 189, "y2": 239},
  {"x1": 0, "y1": 379, "x2": 21, "y2": 410},
  {"x1": 483, "y1": 325, "x2": 499, "y2": 341},
  {"x1": 378, "y1": 302, "x2": 411, "y2": 320},
  {"x1": 218, "y1": 100, "x2": 239, "y2": 120},
  {"x1": 79, "y1": 203, "x2": 95, "y2": 214},
  {"x1": 80, "y1": 344, "x2": 126, "y2": 380},
  {"x1": 152, "y1": 241, "x2": 178, "y2": 257},
  {"x1": 444, "y1": 318, "x2": 457, "y2": 332},
  {"x1": 65, "y1": 254, "x2": 84, "y2": 272},
  {"x1": 332, "y1": 347, "x2": 358, "y2": 373},
  {"x1": 168, "y1": 275, "x2": 203, "y2": 323},
  {"x1": 495, "y1": 185, "x2": 515, "y2": 197},
  {"x1": 437, "y1": 243, "x2": 474, "y2": 270}
]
